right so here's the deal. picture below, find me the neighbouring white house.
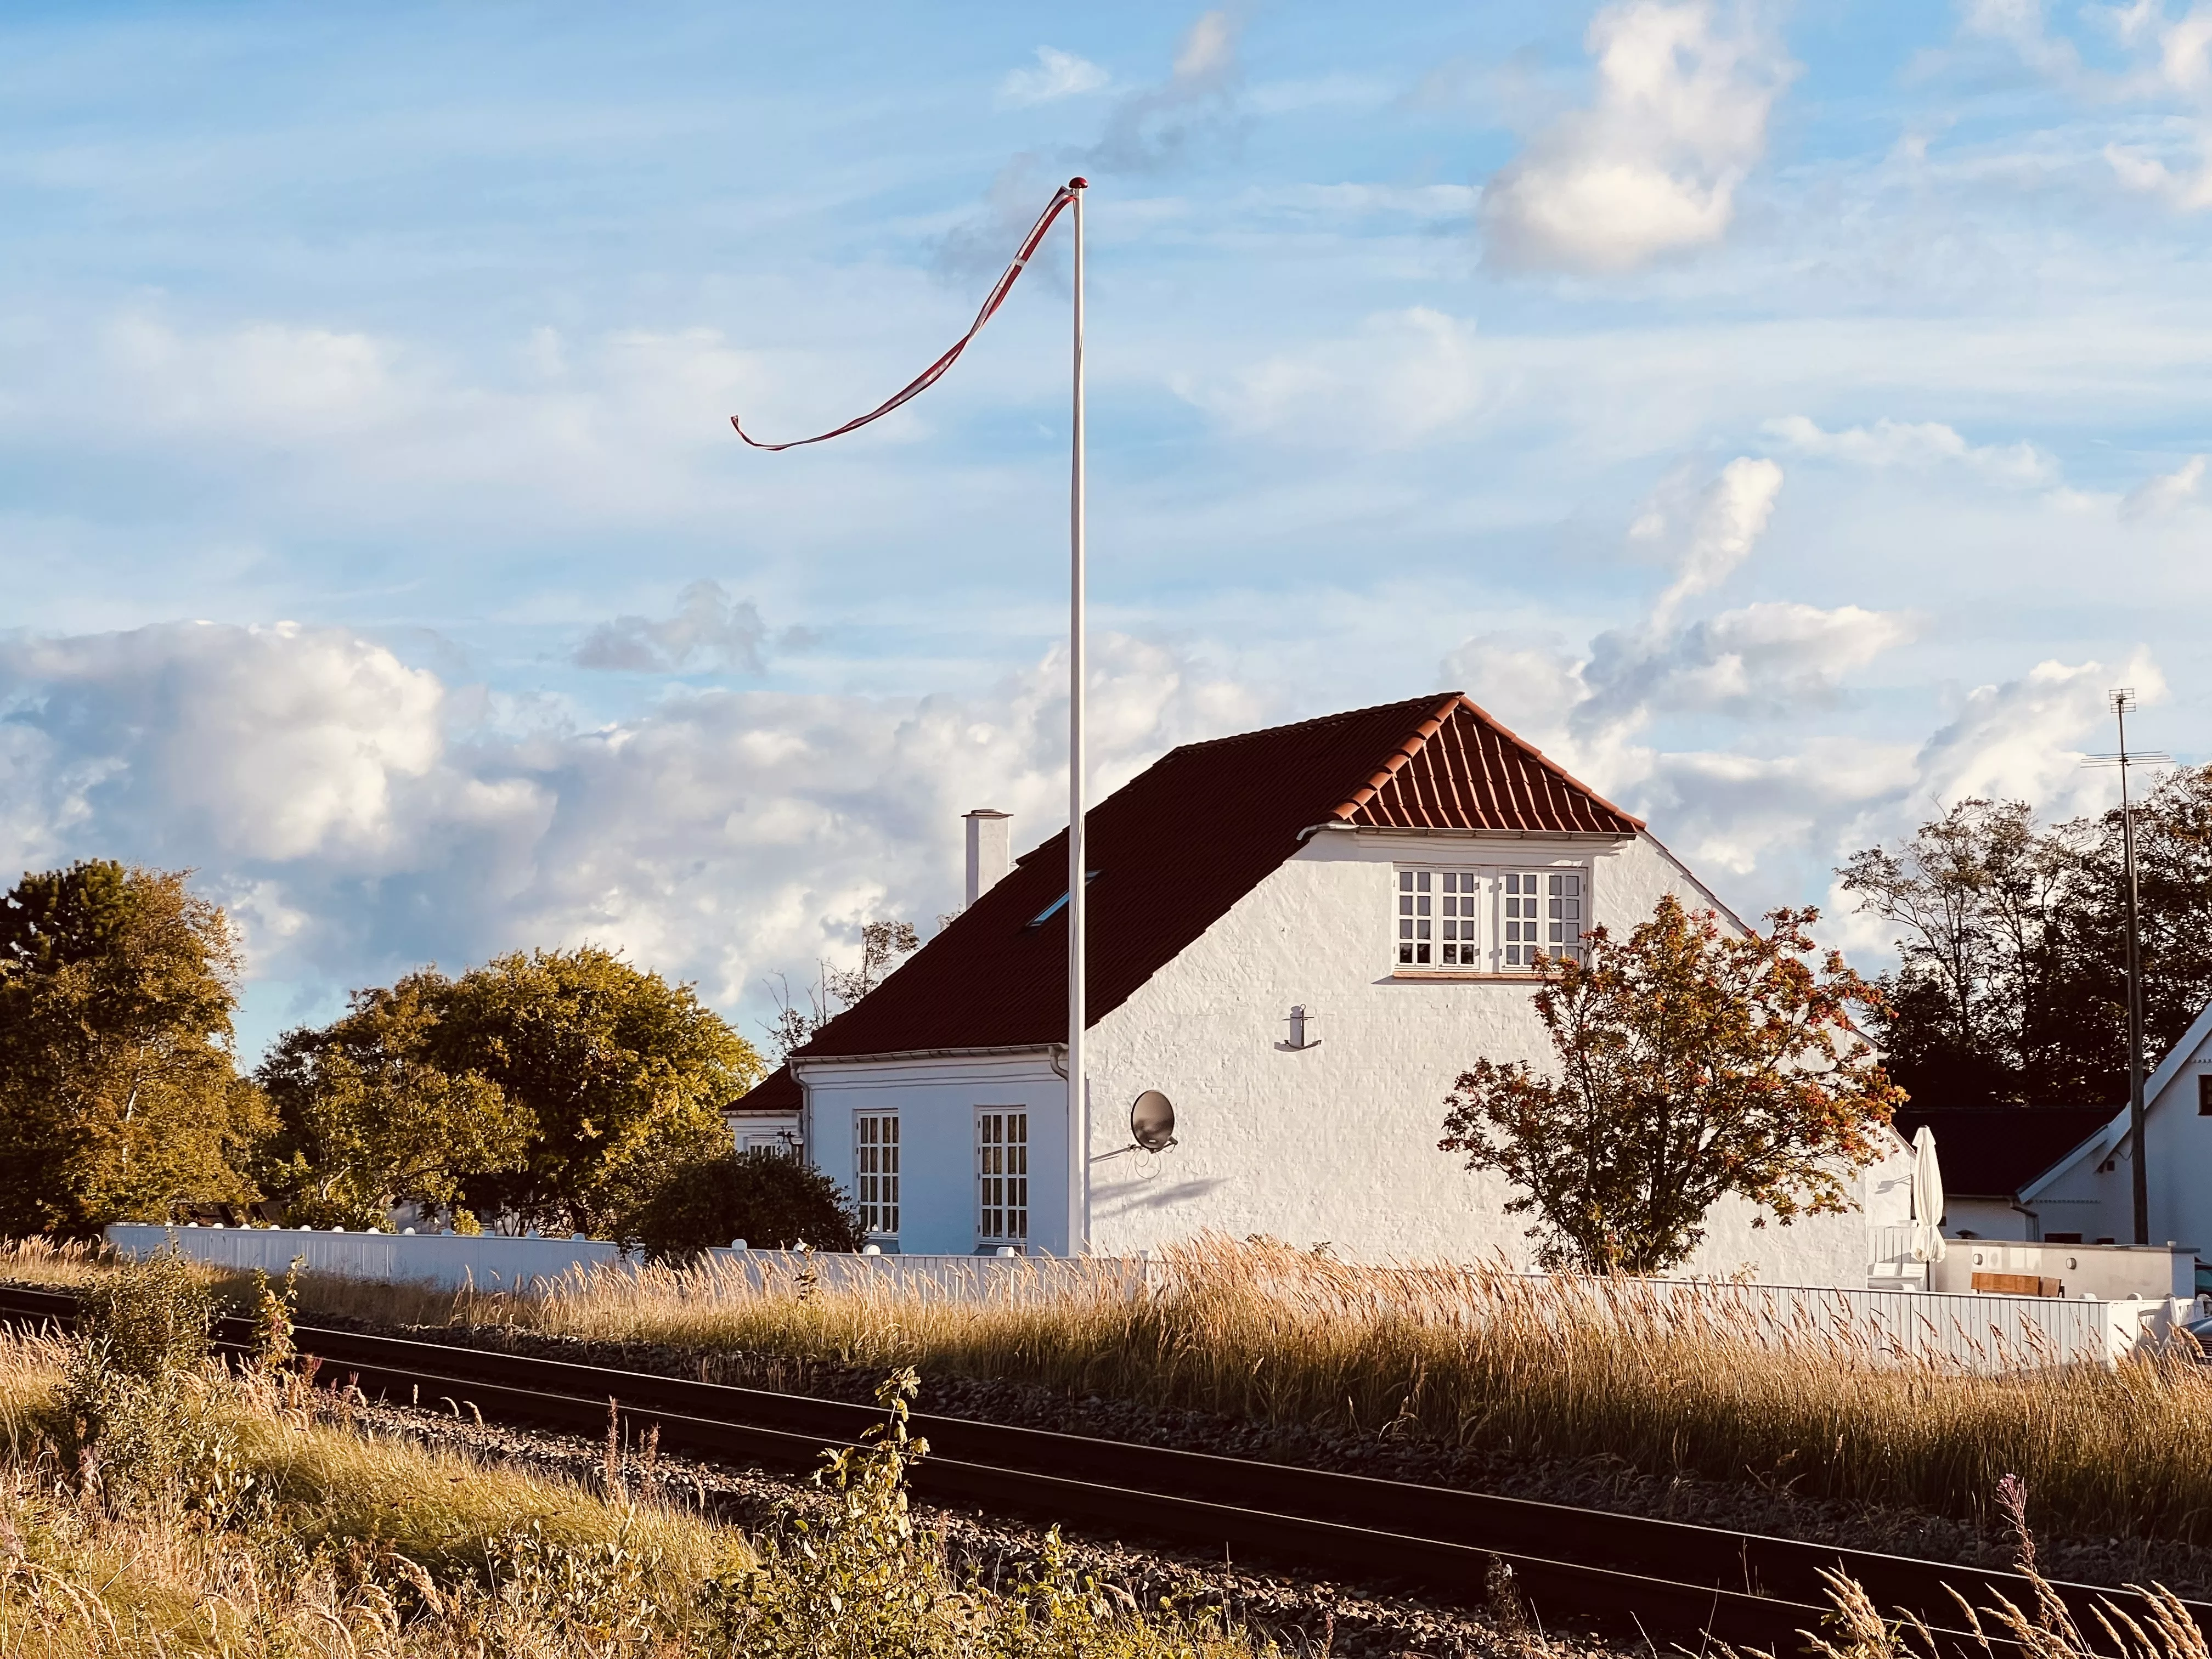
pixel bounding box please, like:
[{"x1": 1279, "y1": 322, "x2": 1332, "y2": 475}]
[
  {"x1": 1906, "y1": 999, "x2": 2212, "y2": 1268},
  {"x1": 732, "y1": 693, "x2": 1915, "y2": 1283}
]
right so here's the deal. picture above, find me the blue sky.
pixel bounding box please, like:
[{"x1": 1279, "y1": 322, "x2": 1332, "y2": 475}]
[{"x1": 3, "y1": 0, "x2": 2210, "y2": 1057}]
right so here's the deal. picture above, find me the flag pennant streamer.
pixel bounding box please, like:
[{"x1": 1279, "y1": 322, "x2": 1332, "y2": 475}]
[{"x1": 731, "y1": 179, "x2": 1085, "y2": 452}]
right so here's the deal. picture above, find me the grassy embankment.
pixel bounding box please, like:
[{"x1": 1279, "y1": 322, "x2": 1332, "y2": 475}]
[
  {"x1": 0, "y1": 1250, "x2": 1274, "y2": 1658},
  {"x1": 12, "y1": 1234, "x2": 2212, "y2": 1549}
]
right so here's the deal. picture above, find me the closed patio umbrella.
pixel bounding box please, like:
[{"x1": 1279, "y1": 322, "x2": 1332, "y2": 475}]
[{"x1": 1911, "y1": 1125, "x2": 1947, "y2": 1263}]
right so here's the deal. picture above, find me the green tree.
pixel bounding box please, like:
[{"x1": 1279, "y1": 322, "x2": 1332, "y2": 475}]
[
  {"x1": 2062, "y1": 765, "x2": 2212, "y2": 1082},
  {"x1": 1836, "y1": 798, "x2": 2081, "y2": 1109},
  {"x1": 624, "y1": 1147, "x2": 862, "y2": 1261},
  {"x1": 1838, "y1": 769, "x2": 2212, "y2": 1111},
  {"x1": 0, "y1": 860, "x2": 268, "y2": 1236},
  {"x1": 261, "y1": 946, "x2": 765, "y2": 1235},
  {"x1": 255, "y1": 974, "x2": 535, "y2": 1229},
  {"x1": 1439, "y1": 897, "x2": 1901, "y2": 1274}
]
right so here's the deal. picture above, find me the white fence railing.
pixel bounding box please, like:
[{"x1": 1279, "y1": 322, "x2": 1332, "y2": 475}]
[{"x1": 106, "y1": 1224, "x2": 2193, "y2": 1371}]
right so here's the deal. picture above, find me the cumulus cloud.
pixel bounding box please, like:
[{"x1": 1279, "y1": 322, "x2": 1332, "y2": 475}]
[
  {"x1": 1000, "y1": 47, "x2": 1110, "y2": 106},
  {"x1": 1762, "y1": 415, "x2": 2053, "y2": 485},
  {"x1": 0, "y1": 622, "x2": 446, "y2": 865},
  {"x1": 1451, "y1": 459, "x2": 1813, "y2": 757},
  {"x1": 0, "y1": 620, "x2": 1259, "y2": 1034},
  {"x1": 1436, "y1": 452, "x2": 1960, "y2": 896},
  {"x1": 1634, "y1": 455, "x2": 1784, "y2": 627},
  {"x1": 574, "y1": 582, "x2": 774, "y2": 674},
  {"x1": 1583, "y1": 602, "x2": 1918, "y2": 726},
  {"x1": 1480, "y1": 1, "x2": 1796, "y2": 273},
  {"x1": 1910, "y1": 653, "x2": 2161, "y2": 811},
  {"x1": 2121, "y1": 453, "x2": 2208, "y2": 518}
]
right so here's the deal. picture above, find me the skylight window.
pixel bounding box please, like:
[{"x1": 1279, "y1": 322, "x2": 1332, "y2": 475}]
[{"x1": 1026, "y1": 870, "x2": 1101, "y2": 928}]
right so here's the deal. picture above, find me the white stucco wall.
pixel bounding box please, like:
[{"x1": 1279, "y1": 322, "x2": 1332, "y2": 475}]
[
  {"x1": 1080, "y1": 826, "x2": 1906, "y2": 1278},
  {"x1": 1945, "y1": 1197, "x2": 2035, "y2": 1240},
  {"x1": 797, "y1": 826, "x2": 1910, "y2": 1280},
  {"x1": 2013, "y1": 1005, "x2": 2212, "y2": 1254}
]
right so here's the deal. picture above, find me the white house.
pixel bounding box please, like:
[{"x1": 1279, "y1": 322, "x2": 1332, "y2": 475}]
[
  {"x1": 1945, "y1": 998, "x2": 2212, "y2": 1262},
  {"x1": 734, "y1": 693, "x2": 1914, "y2": 1283}
]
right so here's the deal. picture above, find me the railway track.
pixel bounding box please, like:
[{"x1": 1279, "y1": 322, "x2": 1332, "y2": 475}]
[{"x1": 1, "y1": 1280, "x2": 2192, "y2": 1653}]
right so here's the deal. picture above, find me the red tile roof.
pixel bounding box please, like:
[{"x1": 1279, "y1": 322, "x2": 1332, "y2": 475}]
[{"x1": 743, "y1": 692, "x2": 1641, "y2": 1080}]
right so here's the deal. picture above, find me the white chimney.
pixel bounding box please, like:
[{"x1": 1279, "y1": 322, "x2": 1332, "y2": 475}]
[{"x1": 964, "y1": 809, "x2": 1011, "y2": 907}]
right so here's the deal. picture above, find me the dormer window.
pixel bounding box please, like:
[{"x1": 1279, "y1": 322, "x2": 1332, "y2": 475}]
[{"x1": 1397, "y1": 865, "x2": 1587, "y2": 972}]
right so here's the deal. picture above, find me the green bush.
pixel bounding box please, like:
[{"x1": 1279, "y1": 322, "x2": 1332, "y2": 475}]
[
  {"x1": 625, "y1": 1148, "x2": 863, "y2": 1261},
  {"x1": 49, "y1": 1246, "x2": 253, "y2": 1516}
]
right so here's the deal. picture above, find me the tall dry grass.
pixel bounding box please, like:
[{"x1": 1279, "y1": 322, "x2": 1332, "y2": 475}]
[
  {"x1": 0, "y1": 1300, "x2": 1274, "y2": 1659},
  {"x1": 12, "y1": 1234, "x2": 2212, "y2": 1547}
]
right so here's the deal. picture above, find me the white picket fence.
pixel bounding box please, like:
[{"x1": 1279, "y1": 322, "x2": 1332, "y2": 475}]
[
  {"x1": 103, "y1": 1224, "x2": 1126, "y2": 1303},
  {"x1": 1537, "y1": 1273, "x2": 2193, "y2": 1370},
  {"x1": 106, "y1": 1224, "x2": 2192, "y2": 1370}
]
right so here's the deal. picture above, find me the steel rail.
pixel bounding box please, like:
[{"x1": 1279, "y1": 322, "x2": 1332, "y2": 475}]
[{"x1": 1, "y1": 1282, "x2": 2191, "y2": 1652}]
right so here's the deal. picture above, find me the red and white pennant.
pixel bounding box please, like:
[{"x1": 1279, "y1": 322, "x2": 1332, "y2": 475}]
[{"x1": 730, "y1": 178, "x2": 1087, "y2": 452}]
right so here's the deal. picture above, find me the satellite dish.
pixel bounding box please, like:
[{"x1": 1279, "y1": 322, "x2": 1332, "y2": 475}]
[{"x1": 1130, "y1": 1090, "x2": 1177, "y2": 1152}]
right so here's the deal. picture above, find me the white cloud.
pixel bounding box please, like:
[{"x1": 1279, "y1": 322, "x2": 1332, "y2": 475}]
[
  {"x1": 1638, "y1": 455, "x2": 1785, "y2": 627},
  {"x1": 575, "y1": 582, "x2": 772, "y2": 674},
  {"x1": 2121, "y1": 453, "x2": 2208, "y2": 518},
  {"x1": 2106, "y1": 134, "x2": 2212, "y2": 208},
  {"x1": 998, "y1": 47, "x2": 1110, "y2": 108},
  {"x1": 1583, "y1": 601, "x2": 1919, "y2": 726},
  {"x1": 1762, "y1": 415, "x2": 2053, "y2": 484},
  {"x1": 1911, "y1": 653, "x2": 2161, "y2": 812},
  {"x1": 1, "y1": 622, "x2": 445, "y2": 865},
  {"x1": 1960, "y1": 0, "x2": 2084, "y2": 82},
  {"x1": 0, "y1": 620, "x2": 1259, "y2": 1033},
  {"x1": 1183, "y1": 307, "x2": 1486, "y2": 447},
  {"x1": 1480, "y1": 1, "x2": 1797, "y2": 273},
  {"x1": 1089, "y1": 9, "x2": 1244, "y2": 173},
  {"x1": 4, "y1": 311, "x2": 780, "y2": 529},
  {"x1": 104, "y1": 315, "x2": 404, "y2": 441}
]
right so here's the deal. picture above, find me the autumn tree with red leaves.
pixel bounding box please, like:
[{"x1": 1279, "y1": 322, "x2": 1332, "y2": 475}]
[{"x1": 1440, "y1": 895, "x2": 1903, "y2": 1275}]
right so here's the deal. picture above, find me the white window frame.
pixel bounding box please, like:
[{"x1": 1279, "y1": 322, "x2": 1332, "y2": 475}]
[
  {"x1": 1395, "y1": 862, "x2": 1589, "y2": 973},
  {"x1": 977, "y1": 1109, "x2": 1029, "y2": 1246},
  {"x1": 1500, "y1": 868, "x2": 1587, "y2": 969},
  {"x1": 855, "y1": 1112, "x2": 899, "y2": 1241}
]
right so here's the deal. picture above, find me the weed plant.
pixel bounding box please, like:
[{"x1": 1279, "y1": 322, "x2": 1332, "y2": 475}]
[{"x1": 0, "y1": 1250, "x2": 1274, "y2": 1658}]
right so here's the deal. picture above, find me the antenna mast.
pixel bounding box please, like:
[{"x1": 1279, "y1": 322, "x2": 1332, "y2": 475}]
[{"x1": 2091, "y1": 689, "x2": 2169, "y2": 1247}]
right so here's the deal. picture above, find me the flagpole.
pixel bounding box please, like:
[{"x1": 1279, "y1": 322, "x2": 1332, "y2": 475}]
[{"x1": 1066, "y1": 177, "x2": 1088, "y2": 1259}]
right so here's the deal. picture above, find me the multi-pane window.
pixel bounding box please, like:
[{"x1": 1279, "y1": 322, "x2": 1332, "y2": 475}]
[
  {"x1": 1504, "y1": 870, "x2": 1584, "y2": 968},
  {"x1": 1396, "y1": 869, "x2": 1434, "y2": 964},
  {"x1": 856, "y1": 1114, "x2": 899, "y2": 1239},
  {"x1": 1400, "y1": 866, "x2": 1588, "y2": 971},
  {"x1": 977, "y1": 1110, "x2": 1029, "y2": 1244}
]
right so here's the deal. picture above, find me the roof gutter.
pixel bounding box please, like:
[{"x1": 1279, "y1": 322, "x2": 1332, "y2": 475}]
[
  {"x1": 792, "y1": 1043, "x2": 1064, "y2": 1069},
  {"x1": 1316, "y1": 825, "x2": 1638, "y2": 844}
]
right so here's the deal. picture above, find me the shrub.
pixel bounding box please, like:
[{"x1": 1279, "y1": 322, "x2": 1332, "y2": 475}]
[
  {"x1": 49, "y1": 1246, "x2": 249, "y2": 1515},
  {"x1": 627, "y1": 1148, "x2": 862, "y2": 1261}
]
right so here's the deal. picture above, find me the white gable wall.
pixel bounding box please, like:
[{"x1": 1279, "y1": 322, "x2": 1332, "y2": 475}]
[
  {"x1": 1082, "y1": 825, "x2": 1907, "y2": 1277},
  {"x1": 2015, "y1": 1002, "x2": 2212, "y2": 1252},
  {"x1": 797, "y1": 824, "x2": 1911, "y2": 1279}
]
